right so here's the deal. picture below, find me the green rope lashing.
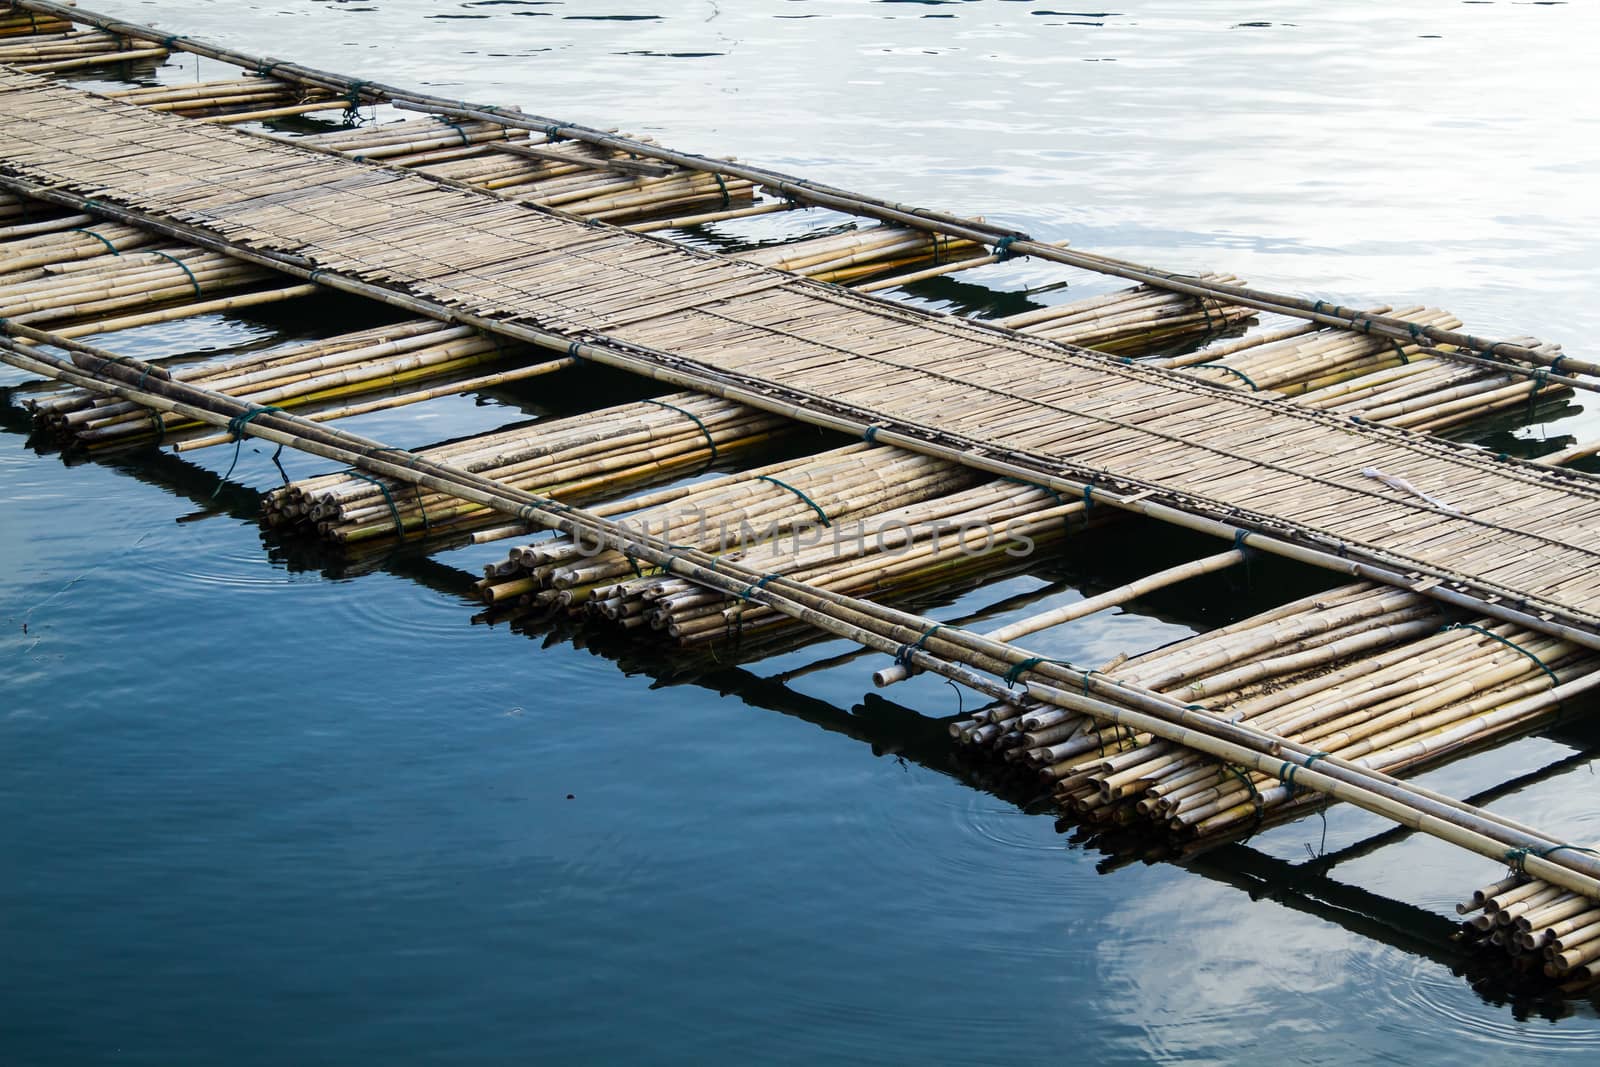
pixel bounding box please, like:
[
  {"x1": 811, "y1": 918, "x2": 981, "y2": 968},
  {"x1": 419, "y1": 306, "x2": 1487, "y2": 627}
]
[
  {"x1": 343, "y1": 80, "x2": 370, "y2": 124},
  {"x1": 756, "y1": 475, "x2": 830, "y2": 527},
  {"x1": 1505, "y1": 843, "x2": 1600, "y2": 875},
  {"x1": 1441, "y1": 622, "x2": 1559, "y2": 687},
  {"x1": 642, "y1": 398, "x2": 717, "y2": 473},
  {"x1": 712, "y1": 172, "x2": 730, "y2": 208},
  {"x1": 1551, "y1": 355, "x2": 1569, "y2": 376},
  {"x1": 444, "y1": 122, "x2": 473, "y2": 147},
  {"x1": 993, "y1": 235, "x2": 1019, "y2": 262},
  {"x1": 1196, "y1": 362, "x2": 1260, "y2": 391},
  {"x1": 1526, "y1": 367, "x2": 1549, "y2": 420},
  {"x1": 1277, "y1": 760, "x2": 1301, "y2": 794},
  {"x1": 149, "y1": 251, "x2": 202, "y2": 299},
  {"x1": 209, "y1": 405, "x2": 283, "y2": 501},
  {"x1": 1225, "y1": 764, "x2": 1262, "y2": 808},
  {"x1": 412, "y1": 484, "x2": 432, "y2": 534},
  {"x1": 738, "y1": 572, "x2": 779, "y2": 602},
  {"x1": 348, "y1": 470, "x2": 406, "y2": 540},
  {"x1": 863, "y1": 425, "x2": 880, "y2": 444},
  {"x1": 1388, "y1": 339, "x2": 1410, "y2": 364},
  {"x1": 894, "y1": 623, "x2": 944, "y2": 668},
  {"x1": 69, "y1": 229, "x2": 119, "y2": 256},
  {"x1": 1002, "y1": 656, "x2": 1045, "y2": 686}
]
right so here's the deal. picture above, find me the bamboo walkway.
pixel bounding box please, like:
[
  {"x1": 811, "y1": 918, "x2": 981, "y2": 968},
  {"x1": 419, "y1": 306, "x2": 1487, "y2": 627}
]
[{"x1": 3, "y1": 66, "x2": 1594, "y2": 641}]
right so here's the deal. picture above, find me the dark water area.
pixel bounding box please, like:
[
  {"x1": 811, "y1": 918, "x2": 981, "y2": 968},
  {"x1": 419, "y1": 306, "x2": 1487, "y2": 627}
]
[{"x1": 4, "y1": 1, "x2": 1600, "y2": 1063}]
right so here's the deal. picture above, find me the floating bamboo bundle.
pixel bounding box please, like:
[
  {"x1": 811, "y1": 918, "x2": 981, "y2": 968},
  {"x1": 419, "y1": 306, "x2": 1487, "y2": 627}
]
[
  {"x1": 26, "y1": 319, "x2": 552, "y2": 450},
  {"x1": 1458, "y1": 871, "x2": 1600, "y2": 983},
  {"x1": 105, "y1": 76, "x2": 335, "y2": 119},
  {"x1": 290, "y1": 117, "x2": 760, "y2": 225},
  {"x1": 0, "y1": 3, "x2": 73, "y2": 39},
  {"x1": 733, "y1": 224, "x2": 981, "y2": 286},
  {"x1": 0, "y1": 244, "x2": 274, "y2": 330},
  {"x1": 1163, "y1": 309, "x2": 1572, "y2": 432},
  {"x1": 574, "y1": 478, "x2": 1089, "y2": 648},
  {"x1": 0, "y1": 26, "x2": 162, "y2": 71},
  {"x1": 475, "y1": 444, "x2": 990, "y2": 610},
  {"x1": 996, "y1": 274, "x2": 1256, "y2": 355},
  {"x1": 265, "y1": 392, "x2": 795, "y2": 545},
  {"x1": 950, "y1": 579, "x2": 1596, "y2": 842}
]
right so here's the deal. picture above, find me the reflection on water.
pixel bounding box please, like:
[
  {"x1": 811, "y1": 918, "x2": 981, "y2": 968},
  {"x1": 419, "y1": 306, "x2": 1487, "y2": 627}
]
[{"x1": 5, "y1": 0, "x2": 1600, "y2": 1063}]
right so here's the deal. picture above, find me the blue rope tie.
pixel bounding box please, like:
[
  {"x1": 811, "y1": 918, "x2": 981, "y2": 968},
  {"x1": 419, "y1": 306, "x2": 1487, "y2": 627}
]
[
  {"x1": 1082, "y1": 484, "x2": 1095, "y2": 509},
  {"x1": 208, "y1": 406, "x2": 283, "y2": 501},
  {"x1": 993, "y1": 235, "x2": 1019, "y2": 261},
  {"x1": 348, "y1": 470, "x2": 405, "y2": 540},
  {"x1": 894, "y1": 623, "x2": 944, "y2": 668},
  {"x1": 149, "y1": 251, "x2": 202, "y2": 299},
  {"x1": 738, "y1": 573, "x2": 779, "y2": 602},
  {"x1": 1225, "y1": 764, "x2": 1262, "y2": 809},
  {"x1": 1551, "y1": 355, "x2": 1569, "y2": 376},
  {"x1": 566, "y1": 340, "x2": 583, "y2": 359},
  {"x1": 863, "y1": 425, "x2": 879, "y2": 444},
  {"x1": 1505, "y1": 843, "x2": 1600, "y2": 875},
  {"x1": 1003, "y1": 656, "x2": 1045, "y2": 686},
  {"x1": 1441, "y1": 622, "x2": 1559, "y2": 687},
  {"x1": 1196, "y1": 362, "x2": 1260, "y2": 391},
  {"x1": 756, "y1": 475, "x2": 830, "y2": 527},
  {"x1": 643, "y1": 398, "x2": 718, "y2": 472},
  {"x1": 69, "y1": 229, "x2": 119, "y2": 256}
]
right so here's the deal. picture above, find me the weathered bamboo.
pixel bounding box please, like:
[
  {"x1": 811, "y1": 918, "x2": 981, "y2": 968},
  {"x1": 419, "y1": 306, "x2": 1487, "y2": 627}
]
[
  {"x1": 13, "y1": 324, "x2": 1599, "y2": 909},
  {"x1": 7, "y1": 0, "x2": 1582, "y2": 378}
]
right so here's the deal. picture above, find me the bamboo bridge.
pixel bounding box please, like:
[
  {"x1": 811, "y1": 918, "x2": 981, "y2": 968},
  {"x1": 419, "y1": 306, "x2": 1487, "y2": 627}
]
[{"x1": 4, "y1": 0, "x2": 1600, "y2": 992}]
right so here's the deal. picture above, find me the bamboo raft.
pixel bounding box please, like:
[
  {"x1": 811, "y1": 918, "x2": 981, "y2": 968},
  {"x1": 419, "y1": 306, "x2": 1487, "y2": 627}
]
[
  {"x1": 2, "y1": 66, "x2": 1595, "y2": 642},
  {"x1": 3, "y1": 0, "x2": 1600, "y2": 991}
]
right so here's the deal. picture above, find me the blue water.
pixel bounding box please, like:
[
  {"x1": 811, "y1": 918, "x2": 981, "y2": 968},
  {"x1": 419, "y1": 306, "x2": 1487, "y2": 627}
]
[{"x1": 5, "y1": 1, "x2": 1600, "y2": 1063}]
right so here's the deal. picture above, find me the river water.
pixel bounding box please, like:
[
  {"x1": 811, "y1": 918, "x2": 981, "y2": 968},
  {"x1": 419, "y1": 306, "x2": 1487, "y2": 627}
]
[{"x1": 3, "y1": 1, "x2": 1599, "y2": 1063}]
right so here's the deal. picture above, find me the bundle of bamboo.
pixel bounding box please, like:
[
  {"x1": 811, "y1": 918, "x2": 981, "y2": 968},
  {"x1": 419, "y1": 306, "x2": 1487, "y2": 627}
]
[
  {"x1": 0, "y1": 26, "x2": 162, "y2": 71},
  {"x1": 105, "y1": 76, "x2": 336, "y2": 121},
  {"x1": 1161, "y1": 310, "x2": 1571, "y2": 432},
  {"x1": 949, "y1": 580, "x2": 1595, "y2": 842},
  {"x1": 289, "y1": 116, "x2": 760, "y2": 225},
  {"x1": 476, "y1": 444, "x2": 988, "y2": 610},
  {"x1": 266, "y1": 391, "x2": 793, "y2": 545},
  {"x1": 1458, "y1": 872, "x2": 1600, "y2": 984},
  {"x1": 575, "y1": 478, "x2": 1089, "y2": 647},
  {"x1": 0, "y1": 2, "x2": 72, "y2": 39},
  {"x1": 0, "y1": 243, "x2": 275, "y2": 331},
  {"x1": 996, "y1": 274, "x2": 1256, "y2": 355},
  {"x1": 733, "y1": 224, "x2": 981, "y2": 286},
  {"x1": 28, "y1": 319, "x2": 556, "y2": 451}
]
